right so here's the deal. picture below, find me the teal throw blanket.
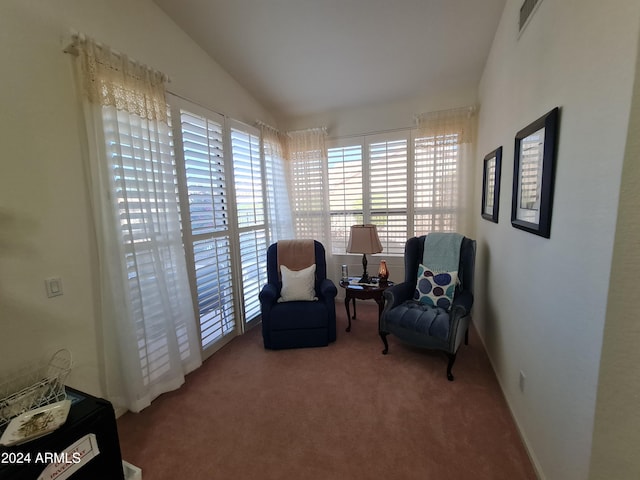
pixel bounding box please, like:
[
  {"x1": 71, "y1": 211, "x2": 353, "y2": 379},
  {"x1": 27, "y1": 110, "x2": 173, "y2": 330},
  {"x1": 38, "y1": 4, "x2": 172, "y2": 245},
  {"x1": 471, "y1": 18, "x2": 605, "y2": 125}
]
[{"x1": 422, "y1": 232, "x2": 463, "y2": 273}]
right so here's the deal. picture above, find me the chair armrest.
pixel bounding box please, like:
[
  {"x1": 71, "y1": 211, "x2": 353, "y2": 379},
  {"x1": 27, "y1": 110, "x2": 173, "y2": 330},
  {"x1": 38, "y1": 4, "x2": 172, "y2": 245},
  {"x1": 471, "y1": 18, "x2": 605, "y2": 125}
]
[
  {"x1": 451, "y1": 289, "x2": 473, "y2": 317},
  {"x1": 449, "y1": 290, "x2": 474, "y2": 353},
  {"x1": 319, "y1": 278, "x2": 337, "y2": 300},
  {"x1": 383, "y1": 282, "x2": 414, "y2": 310},
  {"x1": 259, "y1": 283, "x2": 279, "y2": 306}
]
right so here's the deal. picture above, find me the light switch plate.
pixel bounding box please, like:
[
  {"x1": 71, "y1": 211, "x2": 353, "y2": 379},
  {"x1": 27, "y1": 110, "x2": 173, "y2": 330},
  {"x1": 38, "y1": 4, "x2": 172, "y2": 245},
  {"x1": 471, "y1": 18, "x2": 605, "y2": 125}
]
[{"x1": 45, "y1": 277, "x2": 63, "y2": 298}]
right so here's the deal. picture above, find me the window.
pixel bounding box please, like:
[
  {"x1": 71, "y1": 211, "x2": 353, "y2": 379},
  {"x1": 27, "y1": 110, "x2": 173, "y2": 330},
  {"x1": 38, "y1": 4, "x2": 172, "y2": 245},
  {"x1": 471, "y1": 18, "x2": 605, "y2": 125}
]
[
  {"x1": 328, "y1": 128, "x2": 461, "y2": 257},
  {"x1": 170, "y1": 98, "x2": 285, "y2": 357},
  {"x1": 173, "y1": 104, "x2": 236, "y2": 355},
  {"x1": 262, "y1": 132, "x2": 293, "y2": 243},
  {"x1": 288, "y1": 129, "x2": 329, "y2": 243},
  {"x1": 230, "y1": 122, "x2": 268, "y2": 325},
  {"x1": 102, "y1": 105, "x2": 200, "y2": 388},
  {"x1": 367, "y1": 133, "x2": 409, "y2": 255},
  {"x1": 328, "y1": 140, "x2": 363, "y2": 255},
  {"x1": 413, "y1": 133, "x2": 459, "y2": 233}
]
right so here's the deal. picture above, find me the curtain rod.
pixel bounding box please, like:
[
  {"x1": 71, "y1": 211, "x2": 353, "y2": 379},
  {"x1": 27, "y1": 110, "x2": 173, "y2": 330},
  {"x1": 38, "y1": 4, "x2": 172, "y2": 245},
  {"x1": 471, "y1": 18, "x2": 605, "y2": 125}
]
[
  {"x1": 255, "y1": 119, "x2": 281, "y2": 134},
  {"x1": 329, "y1": 125, "x2": 416, "y2": 142},
  {"x1": 413, "y1": 105, "x2": 478, "y2": 124},
  {"x1": 286, "y1": 126, "x2": 327, "y2": 137},
  {"x1": 256, "y1": 123, "x2": 330, "y2": 138},
  {"x1": 62, "y1": 30, "x2": 172, "y2": 83}
]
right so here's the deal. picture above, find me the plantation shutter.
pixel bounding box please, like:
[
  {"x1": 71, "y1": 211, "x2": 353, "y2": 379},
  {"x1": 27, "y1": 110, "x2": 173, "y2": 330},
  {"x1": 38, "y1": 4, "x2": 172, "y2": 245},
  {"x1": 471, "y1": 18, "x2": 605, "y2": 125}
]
[
  {"x1": 328, "y1": 141, "x2": 364, "y2": 254},
  {"x1": 367, "y1": 133, "x2": 409, "y2": 255},
  {"x1": 290, "y1": 158, "x2": 325, "y2": 239},
  {"x1": 413, "y1": 133, "x2": 459, "y2": 234},
  {"x1": 230, "y1": 122, "x2": 267, "y2": 324},
  {"x1": 176, "y1": 107, "x2": 236, "y2": 353}
]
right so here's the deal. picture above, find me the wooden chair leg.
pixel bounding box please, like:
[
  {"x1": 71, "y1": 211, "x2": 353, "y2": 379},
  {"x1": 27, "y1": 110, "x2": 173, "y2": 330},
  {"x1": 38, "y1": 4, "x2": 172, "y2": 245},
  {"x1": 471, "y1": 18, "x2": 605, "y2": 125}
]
[
  {"x1": 446, "y1": 353, "x2": 457, "y2": 381},
  {"x1": 380, "y1": 331, "x2": 389, "y2": 355}
]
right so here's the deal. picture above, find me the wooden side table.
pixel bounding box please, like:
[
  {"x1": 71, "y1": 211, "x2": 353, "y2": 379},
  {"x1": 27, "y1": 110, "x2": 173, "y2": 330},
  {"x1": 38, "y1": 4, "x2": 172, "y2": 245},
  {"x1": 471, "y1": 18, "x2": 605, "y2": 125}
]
[{"x1": 340, "y1": 281, "x2": 394, "y2": 332}]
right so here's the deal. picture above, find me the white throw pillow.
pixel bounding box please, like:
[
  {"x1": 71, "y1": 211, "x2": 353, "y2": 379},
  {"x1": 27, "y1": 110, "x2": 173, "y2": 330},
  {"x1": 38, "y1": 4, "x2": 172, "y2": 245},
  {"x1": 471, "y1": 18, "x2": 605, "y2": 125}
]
[{"x1": 278, "y1": 264, "x2": 318, "y2": 302}]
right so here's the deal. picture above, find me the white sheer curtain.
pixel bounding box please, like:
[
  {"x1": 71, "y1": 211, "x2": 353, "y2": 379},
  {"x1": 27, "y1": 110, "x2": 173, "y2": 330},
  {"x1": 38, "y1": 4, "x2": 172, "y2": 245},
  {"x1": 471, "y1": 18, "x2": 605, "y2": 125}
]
[
  {"x1": 285, "y1": 128, "x2": 330, "y2": 244},
  {"x1": 415, "y1": 106, "x2": 477, "y2": 237},
  {"x1": 73, "y1": 34, "x2": 201, "y2": 412},
  {"x1": 259, "y1": 123, "x2": 294, "y2": 242}
]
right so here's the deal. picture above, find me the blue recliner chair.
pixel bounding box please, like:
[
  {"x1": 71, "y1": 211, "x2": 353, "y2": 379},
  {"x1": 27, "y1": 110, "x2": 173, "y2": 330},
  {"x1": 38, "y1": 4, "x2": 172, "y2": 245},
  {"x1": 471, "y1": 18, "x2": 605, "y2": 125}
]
[
  {"x1": 379, "y1": 234, "x2": 476, "y2": 381},
  {"x1": 259, "y1": 240, "x2": 337, "y2": 349}
]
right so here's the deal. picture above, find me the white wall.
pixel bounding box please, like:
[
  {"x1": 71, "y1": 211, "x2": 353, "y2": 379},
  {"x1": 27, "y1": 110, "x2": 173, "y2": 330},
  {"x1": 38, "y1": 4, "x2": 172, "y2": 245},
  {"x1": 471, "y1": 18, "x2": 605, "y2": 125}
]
[
  {"x1": 588, "y1": 29, "x2": 640, "y2": 480},
  {"x1": 283, "y1": 86, "x2": 477, "y2": 139},
  {"x1": 0, "y1": 0, "x2": 274, "y2": 397},
  {"x1": 475, "y1": 1, "x2": 640, "y2": 478}
]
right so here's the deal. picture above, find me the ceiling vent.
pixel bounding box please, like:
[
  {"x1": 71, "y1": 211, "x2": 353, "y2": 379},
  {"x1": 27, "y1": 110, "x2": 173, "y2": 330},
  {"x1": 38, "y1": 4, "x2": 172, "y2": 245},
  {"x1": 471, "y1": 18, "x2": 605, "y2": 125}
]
[{"x1": 519, "y1": 0, "x2": 542, "y2": 33}]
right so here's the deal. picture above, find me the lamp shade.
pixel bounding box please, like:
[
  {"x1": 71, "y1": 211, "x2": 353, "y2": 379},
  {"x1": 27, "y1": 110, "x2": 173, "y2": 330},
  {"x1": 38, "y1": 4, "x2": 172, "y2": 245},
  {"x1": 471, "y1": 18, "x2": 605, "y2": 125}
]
[{"x1": 346, "y1": 224, "x2": 383, "y2": 254}]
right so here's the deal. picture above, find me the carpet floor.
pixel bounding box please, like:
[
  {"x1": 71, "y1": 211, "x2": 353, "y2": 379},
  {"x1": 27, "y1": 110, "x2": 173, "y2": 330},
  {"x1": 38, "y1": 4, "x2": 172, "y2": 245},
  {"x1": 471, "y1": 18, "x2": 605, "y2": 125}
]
[{"x1": 117, "y1": 301, "x2": 536, "y2": 479}]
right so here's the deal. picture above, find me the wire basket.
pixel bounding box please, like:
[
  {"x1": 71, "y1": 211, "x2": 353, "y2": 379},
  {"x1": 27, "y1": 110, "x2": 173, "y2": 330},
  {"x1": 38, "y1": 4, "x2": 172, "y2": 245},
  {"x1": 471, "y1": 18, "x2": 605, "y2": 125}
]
[{"x1": 0, "y1": 349, "x2": 73, "y2": 429}]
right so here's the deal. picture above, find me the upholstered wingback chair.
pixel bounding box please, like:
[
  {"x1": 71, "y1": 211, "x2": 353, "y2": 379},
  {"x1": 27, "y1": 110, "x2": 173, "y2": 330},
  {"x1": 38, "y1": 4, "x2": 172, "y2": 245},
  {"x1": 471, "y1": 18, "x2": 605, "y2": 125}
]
[
  {"x1": 379, "y1": 234, "x2": 476, "y2": 380},
  {"x1": 259, "y1": 240, "x2": 337, "y2": 349}
]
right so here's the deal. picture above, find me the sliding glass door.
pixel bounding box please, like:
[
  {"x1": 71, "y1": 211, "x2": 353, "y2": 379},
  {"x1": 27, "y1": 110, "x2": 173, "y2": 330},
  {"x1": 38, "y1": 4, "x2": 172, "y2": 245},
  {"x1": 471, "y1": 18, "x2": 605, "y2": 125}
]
[
  {"x1": 172, "y1": 103, "x2": 237, "y2": 357},
  {"x1": 229, "y1": 121, "x2": 268, "y2": 329},
  {"x1": 171, "y1": 98, "x2": 269, "y2": 358}
]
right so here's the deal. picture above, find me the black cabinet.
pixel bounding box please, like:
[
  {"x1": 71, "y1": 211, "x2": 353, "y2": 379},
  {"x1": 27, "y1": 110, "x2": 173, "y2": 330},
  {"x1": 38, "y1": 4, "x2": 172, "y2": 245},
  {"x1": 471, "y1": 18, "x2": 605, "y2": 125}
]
[{"x1": 0, "y1": 387, "x2": 125, "y2": 480}]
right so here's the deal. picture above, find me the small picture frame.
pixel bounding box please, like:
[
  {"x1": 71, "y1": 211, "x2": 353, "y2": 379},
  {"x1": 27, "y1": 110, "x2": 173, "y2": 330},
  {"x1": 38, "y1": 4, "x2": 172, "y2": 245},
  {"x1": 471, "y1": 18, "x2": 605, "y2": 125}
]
[
  {"x1": 481, "y1": 146, "x2": 502, "y2": 223},
  {"x1": 511, "y1": 107, "x2": 560, "y2": 238}
]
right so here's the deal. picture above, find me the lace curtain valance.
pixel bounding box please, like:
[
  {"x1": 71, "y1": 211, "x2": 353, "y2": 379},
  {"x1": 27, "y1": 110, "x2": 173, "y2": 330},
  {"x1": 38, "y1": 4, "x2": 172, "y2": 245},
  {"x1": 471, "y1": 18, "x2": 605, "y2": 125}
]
[
  {"x1": 73, "y1": 34, "x2": 169, "y2": 123},
  {"x1": 416, "y1": 106, "x2": 477, "y2": 144},
  {"x1": 285, "y1": 127, "x2": 327, "y2": 162}
]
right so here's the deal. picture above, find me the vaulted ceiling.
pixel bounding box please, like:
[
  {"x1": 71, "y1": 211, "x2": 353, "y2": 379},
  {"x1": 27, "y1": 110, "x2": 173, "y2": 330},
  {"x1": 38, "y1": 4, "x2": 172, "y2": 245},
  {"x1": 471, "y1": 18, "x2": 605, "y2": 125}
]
[{"x1": 153, "y1": 0, "x2": 507, "y2": 119}]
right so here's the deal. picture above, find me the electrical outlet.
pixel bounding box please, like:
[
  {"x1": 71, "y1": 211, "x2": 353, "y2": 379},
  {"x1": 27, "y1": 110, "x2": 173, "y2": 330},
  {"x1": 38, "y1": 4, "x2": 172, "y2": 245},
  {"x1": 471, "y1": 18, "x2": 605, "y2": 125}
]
[{"x1": 519, "y1": 370, "x2": 526, "y2": 393}]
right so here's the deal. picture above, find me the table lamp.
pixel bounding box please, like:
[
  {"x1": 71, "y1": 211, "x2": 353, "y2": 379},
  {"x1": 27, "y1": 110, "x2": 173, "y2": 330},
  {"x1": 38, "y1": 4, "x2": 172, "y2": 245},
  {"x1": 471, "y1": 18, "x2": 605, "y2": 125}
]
[{"x1": 346, "y1": 224, "x2": 382, "y2": 283}]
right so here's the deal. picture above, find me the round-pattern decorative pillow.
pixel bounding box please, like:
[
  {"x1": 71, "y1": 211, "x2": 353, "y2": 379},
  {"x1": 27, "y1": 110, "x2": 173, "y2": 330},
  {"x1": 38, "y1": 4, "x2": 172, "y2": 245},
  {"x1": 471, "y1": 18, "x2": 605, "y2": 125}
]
[{"x1": 414, "y1": 264, "x2": 458, "y2": 310}]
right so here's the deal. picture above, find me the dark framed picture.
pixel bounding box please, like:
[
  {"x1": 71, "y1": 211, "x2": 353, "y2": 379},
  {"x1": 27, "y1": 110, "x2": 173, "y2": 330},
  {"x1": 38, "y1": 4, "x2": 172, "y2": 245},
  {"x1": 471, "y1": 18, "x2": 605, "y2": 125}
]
[
  {"x1": 511, "y1": 107, "x2": 560, "y2": 238},
  {"x1": 481, "y1": 146, "x2": 502, "y2": 223}
]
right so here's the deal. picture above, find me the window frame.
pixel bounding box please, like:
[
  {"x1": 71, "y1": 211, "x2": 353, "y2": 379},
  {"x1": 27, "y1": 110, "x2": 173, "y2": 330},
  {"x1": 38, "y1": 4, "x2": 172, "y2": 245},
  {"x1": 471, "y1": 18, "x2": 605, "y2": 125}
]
[
  {"x1": 327, "y1": 137, "x2": 365, "y2": 255},
  {"x1": 228, "y1": 118, "x2": 269, "y2": 329},
  {"x1": 170, "y1": 98, "x2": 241, "y2": 359},
  {"x1": 366, "y1": 130, "x2": 411, "y2": 256},
  {"x1": 327, "y1": 127, "x2": 462, "y2": 258},
  {"x1": 170, "y1": 96, "x2": 272, "y2": 359}
]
